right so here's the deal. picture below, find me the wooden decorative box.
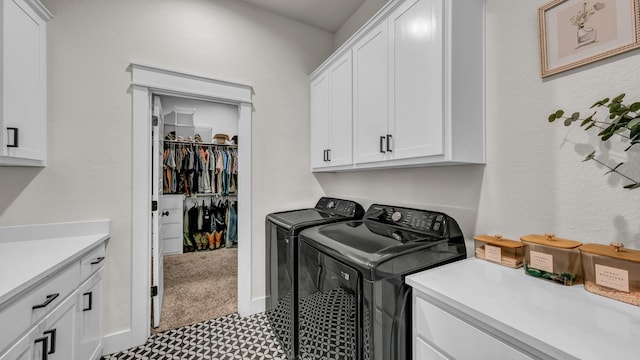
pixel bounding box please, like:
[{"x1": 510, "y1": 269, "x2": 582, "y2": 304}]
[
  {"x1": 520, "y1": 233, "x2": 583, "y2": 286},
  {"x1": 474, "y1": 234, "x2": 524, "y2": 268},
  {"x1": 580, "y1": 243, "x2": 640, "y2": 306}
]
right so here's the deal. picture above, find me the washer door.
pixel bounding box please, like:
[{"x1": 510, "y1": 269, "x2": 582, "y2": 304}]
[{"x1": 298, "y1": 240, "x2": 362, "y2": 360}]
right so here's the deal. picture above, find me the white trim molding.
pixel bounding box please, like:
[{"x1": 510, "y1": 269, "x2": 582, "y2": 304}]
[{"x1": 120, "y1": 63, "x2": 253, "y2": 353}]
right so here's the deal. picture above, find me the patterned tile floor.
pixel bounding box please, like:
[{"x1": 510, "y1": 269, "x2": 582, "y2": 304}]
[{"x1": 102, "y1": 312, "x2": 287, "y2": 360}]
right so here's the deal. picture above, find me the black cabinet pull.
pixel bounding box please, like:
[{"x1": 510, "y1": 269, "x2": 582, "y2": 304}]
[
  {"x1": 91, "y1": 256, "x2": 105, "y2": 265},
  {"x1": 32, "y1": 293, "x2": 59, "y2": 310},
  {"x1": 43, "y1": 329, "x2": 56, "y2": 354},
  {"x1": 323, "y1": 149, "x2": 327, "y2": 161},
  {"x1": 34, "y1": 337, "x2": 48, "y2": 360},
  {"x1": 379, "y1": 136, "x2": 386, "y2": 153},
  {"x1": 386, "y1": 134, "x2": 393, "y2": 152},
  {"x1": 83, "y1": 291, "x2": 93, "y2": 311},
  {"x1": 326, "y1": 149, "x2": 331, "y2": 161},
  {"x1": 161, "y1": 211, "x2": 169, "y2": 217},
  {"x1": 6, "y1": 127, "x2": 18, "y2": 148}
]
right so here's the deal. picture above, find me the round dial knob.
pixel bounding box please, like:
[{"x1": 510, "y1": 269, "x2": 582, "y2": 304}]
[{"x1": 391, "y1": 211, "x2": 403, "y2": 222}]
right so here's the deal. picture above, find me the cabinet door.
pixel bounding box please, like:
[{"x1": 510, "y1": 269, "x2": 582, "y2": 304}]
[
  {"x1": 39, "y1": 293, "x2": 77, "y2": 360},
  {"x1": 327, "y1": 52, "x2": 353, "y2": 167},
  {"x1": 310, "y1": 72, "x2": 330, "y2": 169},
  {"x1": 353, "y1": 20, "x2": 389, "y2": 164},
  {"x1": 76, "y1": 270, "x2": 103, "y2": 360},
  {"x1": 0, "y1": 327, "x2": 38, "y2": 360},
  {"x1": 389, "y1": 0, "x2": 444, "y2": 160},
  {"x1": 1, "y1": 0, "x2": 48, "y2": 164},
  {"x1": 160, "y1": 195, "x2": 185, "y2": 255},
  {"x1": 415, "y1": 337, "x2": 448, "y2": 360}
]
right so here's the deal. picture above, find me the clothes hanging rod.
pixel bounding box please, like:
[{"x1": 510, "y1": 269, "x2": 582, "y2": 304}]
[
  {"x1": 185, "y1": 193, "x2": 238, "y2": 198},
  {"x1": 162, "y1": 139, "x2": 238, "y2": 148}
]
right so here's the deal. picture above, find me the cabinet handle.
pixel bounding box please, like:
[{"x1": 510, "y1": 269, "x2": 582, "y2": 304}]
[
  {"x1": 43, "y1": 329, "x2": 56, "y2": 354},
  {"x1": 379, "y1": 136, "x2": 386, "y2": 153},
  {"x1": 326, "y1": 149, "x2": 331, "y2": 161},
  {"x1": 161, "y1": 211, "x2": 170, "y2": 217},
  {"x1": 32, "y1": 293, "x2": 59, "y2": 310},
  {"x1": 34, "y1": 337, "x2": 48, "y2": 360},
  {"x1": 386, "y1": 134, "x2": 393, "y2": 152},
  {"x1": 6, "y1": 127, "x2": 18, "y2": 148},
  {"x1": 83, "y1": 291, "x2": 93, "y2": 311},
  {"x1": 323, "y1": 149, "x2": 327, "y2": 162},
  {"x1": 91, "y1": 256, "x2": 105, "y2": 265}
]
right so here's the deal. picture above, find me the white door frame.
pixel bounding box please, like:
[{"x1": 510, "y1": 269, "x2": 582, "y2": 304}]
[{"x1": 129, "y1": 63, "x2": 253, "y2": 348}]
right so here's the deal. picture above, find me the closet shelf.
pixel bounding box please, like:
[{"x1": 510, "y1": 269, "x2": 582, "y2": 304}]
[{"x1": 162, "y1": 139, "x2": 238, "y2": 148}]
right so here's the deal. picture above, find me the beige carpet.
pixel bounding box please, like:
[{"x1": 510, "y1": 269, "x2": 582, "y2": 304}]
[{"x1": 152, "y1": 248, "x2": 238, "y2": 333}]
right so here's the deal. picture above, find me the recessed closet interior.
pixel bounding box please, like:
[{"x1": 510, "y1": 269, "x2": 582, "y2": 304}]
[{"x1": 153, "y1": 94, "x2": 239, "y2": 332}]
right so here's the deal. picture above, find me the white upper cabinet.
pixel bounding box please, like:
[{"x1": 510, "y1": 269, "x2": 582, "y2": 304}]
[
  {"x1": 309, "y1": 50, "x2": 353, "y2": 171},
  {"x1": 389, "y1": 0, "x2": 444, "y2": 161},
  {"x1": 0, "y1": 0, "x2": 52, "y2": 166},
  {"x1": 353, "y1": 20, "x2": 388, "y2": 165},
  {"x1": 310, "y1": 0, "x2": 484, "y2": 172}
]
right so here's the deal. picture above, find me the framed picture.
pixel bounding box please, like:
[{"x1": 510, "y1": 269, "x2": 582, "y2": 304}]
[{"x1": 538, "y1": 0, "x2": 640, "y2": 77}]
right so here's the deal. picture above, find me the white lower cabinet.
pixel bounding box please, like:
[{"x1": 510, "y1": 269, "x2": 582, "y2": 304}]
[
  {"x1": 413, "y1": 294, "x2": 533, "y2": 360},
  {"x1": 1, "y1": 291, "x2": 77, "y2": 360},
  {"x1": 0, "y1": 241, "x2": 106, "y2": 360},
  {"x1": 76, "y1": 269, "x2": 103, "y2": 360}
]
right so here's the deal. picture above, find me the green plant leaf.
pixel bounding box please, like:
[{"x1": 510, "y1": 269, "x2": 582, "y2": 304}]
[
  {"x1": 612, "y1": 93, "x2": 626, "y2": 103},
  {"x1": 580, "y1": 115, "x2": 594, "y2": 126},
  {"x1": 570, "y1": 112, "x2": 580, "y2": 121},
  {"x1": 564, "y1": 118, "x2": 573, "y2": 126},
  {"x1": 583, "y1": 151, "x2": 596, "y2": 162},
  {"x1": 630, "y1": 102, "x2": 640, "y2": 112},
  {"x1": 555, "y1": 110, "x2": 565, "y2": 117},
  {"x1": 591, "y1": 98, "x2": 609, "y2": 108},
  {"x1": 605, "y1": 162, "x2": 624, "y2": 174},
  {"x1": 627, "y1": 118, "x2": 640, "y2": 128},
  {"x1": 585, "y1": 122, "x2": 596, "y2": 130}
]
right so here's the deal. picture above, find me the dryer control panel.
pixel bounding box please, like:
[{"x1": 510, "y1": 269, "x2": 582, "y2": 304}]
[
  {"x1": 365, "y1": 205, "x2": 449, "y2": 237},
  {"x1": 315, "y1": 197, "x2": 365, "y2": 218}
]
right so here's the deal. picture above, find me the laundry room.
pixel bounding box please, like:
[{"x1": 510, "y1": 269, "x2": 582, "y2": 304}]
[{"x1": 0, "y1": 0, "x2": 639, "y2": 359}]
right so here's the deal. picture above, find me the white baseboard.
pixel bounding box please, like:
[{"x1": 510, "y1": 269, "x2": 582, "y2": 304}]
[{"x1": 102, "y1": 328, "x2": 133, "y2": 356}]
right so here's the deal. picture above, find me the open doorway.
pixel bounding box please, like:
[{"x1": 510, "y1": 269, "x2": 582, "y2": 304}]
[
  {"x1": 151, "y1": 94, "x2": 240, "y2": 332},
  {"x1": 130, "y1": 64, "x2": 253, "y2": 347}
]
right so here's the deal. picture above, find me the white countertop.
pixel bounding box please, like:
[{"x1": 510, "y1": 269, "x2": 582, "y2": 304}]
[
  {"x1": 0, "y1": 220, "x2": 110, "y2": 305},
  {"x1": 406, "y1": 258, "x2": 640, "y2": 360}
]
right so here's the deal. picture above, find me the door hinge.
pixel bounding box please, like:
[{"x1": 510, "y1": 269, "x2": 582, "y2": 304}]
[
  {"x1": 152, "y1": 201, "x2": 158, "y2": 211},
  {"x1": 151, "y1": 286, "x2": 158, "y2": 297},
  {"x1": 152, "y1": 116, "x2": 158, "y2": 126}
]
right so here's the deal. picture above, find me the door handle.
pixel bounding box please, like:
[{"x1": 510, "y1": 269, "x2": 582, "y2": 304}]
[
  {"x1": 83, "y1": 291, "x2": 93, "y2": 311},
  {"x1": 386, "y1": 134, "x2": 393, "y2": 152},
  {"x1": 379, "y1": 136, "x2": 386, "y2": 153},
  {"x1": 34, "y1": 337, "x2": 48, "y2": 360},
  {"x1": 91, "y1": 256, "x2": 105, "y2": 265},
  {"x1": 6, "y1": 127, "x2": 18, "y2": 147},
  {"x1": 43, "y1": 329, "x2": 56, "y2": 354},
  {"x1": 32, "y1": 293, "x2": 59, "y2": 310}
]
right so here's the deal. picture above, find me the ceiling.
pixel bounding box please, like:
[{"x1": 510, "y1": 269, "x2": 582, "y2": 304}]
[{"x1": 237, "y1": 0, "x2": 365, "y2": 33}]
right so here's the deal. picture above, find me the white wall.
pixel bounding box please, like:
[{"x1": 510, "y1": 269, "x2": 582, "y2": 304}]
[
  {"x1": 0, "y1": 0, "x2": 331, "y2": 339},
  {"x1": 324, "y1": 0, "x2": 640, "y2": 250}
]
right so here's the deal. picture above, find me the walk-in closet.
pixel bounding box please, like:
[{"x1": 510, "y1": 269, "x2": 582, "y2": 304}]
[{"x1": 151, "y1": 94, "x2": 239, "y2": 333}]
